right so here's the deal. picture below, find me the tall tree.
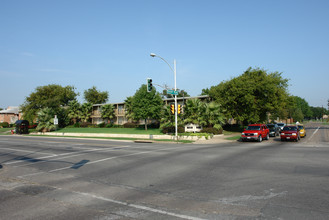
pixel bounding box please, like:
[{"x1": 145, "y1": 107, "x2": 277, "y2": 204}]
[
  {"x1": 21, "y1": 84, "x2": 78, "y2": 123},
  {"x1": 130, "y1": 84, "x2": 163, "y2": 130},
  {"x1": 84, "y1": 86, "x2": 109, "y2": 104},
  {"x1": 209, "y1": 67, "x2": 289, "y2": 125},
  {"x1": 101, "y1": 104, "x2": 115, "y2": 124}
]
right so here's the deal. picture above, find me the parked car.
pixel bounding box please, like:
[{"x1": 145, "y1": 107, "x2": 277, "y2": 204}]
[
  {"x1": 297, "y1": 125, "x2": 306, "y2": 138},
  {"x1": 280, "y1": 126, "x2": 300, "y2": 142},
  {"x1": 277, "y1": 123, "x2": 286, "y2": 131},
  {"x1": 266, "y1": 124, "x2": 280, "y2": 137},
  {"x1": 241, "y1": 124, "x2": 270, "y2": 142}
]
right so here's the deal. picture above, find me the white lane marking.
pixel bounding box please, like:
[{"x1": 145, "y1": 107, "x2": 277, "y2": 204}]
[
  {"x1": 7, "y1": 148, "x2": 104, "y2": 165},
  {"x1": 308, "y1": 126, "x2": 320, "y2": 142},
  {"x1": 22, "y1": 144, "x2": 193, "y2": 175},
  {"x1": 4, "y1": 144, "x2": 132, "y2": 165},
  {"x1": 74, "y1": 191, "x2": 206, "y2": 220},
  {"x1": 13, "y1": 146, "x2": 130, "y2": 168}
]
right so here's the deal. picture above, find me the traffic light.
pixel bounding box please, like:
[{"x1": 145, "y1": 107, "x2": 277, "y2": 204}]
[
  {"x1": 147, "y1": 78, "x2": 153, "y2": 92},
  {"x1": 170, "y1": 104, "x2": 175, "y2": 114},
  {"x1": 177, "y1": 104, "x2": 181, "y2": 114}
]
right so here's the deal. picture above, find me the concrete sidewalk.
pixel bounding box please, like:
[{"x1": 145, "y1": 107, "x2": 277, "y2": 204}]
[{"x1": 193, "y1": 134, "x2": 239, "y2": 144}]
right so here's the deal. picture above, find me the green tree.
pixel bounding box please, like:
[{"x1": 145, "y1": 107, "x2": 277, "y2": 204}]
[
  {"x1": 292, "y1": 96, "x2": 312, "y2": 119},
  {"x1": 200, "y1": 88, "x2": 210, "y2": 96},
  {"x1": 101, "y1": 104, "x2": 115, "y2": 124},
  {"x1": 202, "y1": 102, "x2": 226, "y2": 130},
  {"x1": 36, "y1": 108, "x2": 56, "y2": 132},
  {"x1": 124, "y1": 96, "x2": 135, "y2": 121},
  {"x1": 67, "y1": 100, "x2": 81, "y2": 124},
  {"x1": 209, "y1": 67, "x2": 289, "y2": 125},
  {"x1": 84, "y1": 86, "x2": 109, "y2": 104},
  {"x1": 80, "y1": 103, "x2": 92, "y2": 122},
  {"x1": 160, "y1": 104, "x2": 184, "y2": 129},
  {"x1": 130, "y1": 84, "x2": 163, "y2": 130},
  {"x1": 184, "y1": 99, "x2": 207, "y2": 126},
  {"x1": 21, "y1": 84, "x2": 78, "y2": 124}
]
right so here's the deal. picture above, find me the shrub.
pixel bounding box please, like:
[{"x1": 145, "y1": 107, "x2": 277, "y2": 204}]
[
  {"x1": 97, "y1": 122, "x2": 105, "y2": 128},
  {"x1": 123, "y1": 122, "x2": 138, "y2": 128},
  {"x1": 148, "y1": 122, "x2": 160, "y2": 129},
  {"x1": 223, "y1": 124, "x2": 244, "y2": 132},
  {"x1": 105, "y1": 123, "x2": 113, "y2": 128},
  {"x1": 201, "y1": 127, "x2": 223, "y2": 135},
  {"x1": 112, "y1": 124, "x2": 123, "y2": 128},
  {"x1": 161, "y1": 126, "x2": 185, "y2": 134},
  {"x1": 80, "y1": 122, "x2": 93, "y2": 128},
  {"x1": 73, "y1": 122, "x2": 80, "y2": 128},
  {"x1": 0, "y1": 122, "x2": 9, "y2": 128}
]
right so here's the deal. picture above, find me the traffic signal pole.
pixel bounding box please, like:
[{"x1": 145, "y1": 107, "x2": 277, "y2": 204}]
[
  {"x1": 174, "y1": 59, "x2": 178, "y2": 141},
  {"x1": 150, "y1": 53, "x2": 178, "y2": 141}
]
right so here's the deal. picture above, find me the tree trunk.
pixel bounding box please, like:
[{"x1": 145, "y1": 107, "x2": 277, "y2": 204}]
[{"x1": 144, "y1": 119, "x2": 147, "y2": 130}]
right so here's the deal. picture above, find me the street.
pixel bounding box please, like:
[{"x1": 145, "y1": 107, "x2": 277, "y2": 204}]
[{"x1": 0, "y1": 122, "x2": 329, "y2": 220}]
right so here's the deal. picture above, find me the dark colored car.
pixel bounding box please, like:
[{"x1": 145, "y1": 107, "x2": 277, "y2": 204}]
[
  {"x1": 266, "y1": 124, "x2": 280, "y2": 137},
  {"x1": 277, "y1": 123, "x2": 286, "y2": 131},
  {"x1": 280, "y1": 126, "x2": 300, "y2": 142},
  {"x1": 241, "y1": 124, "x2": 270, "y2": 142}
]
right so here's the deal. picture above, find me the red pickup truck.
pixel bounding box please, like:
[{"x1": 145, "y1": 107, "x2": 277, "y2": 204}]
[{"x1": 241, "y1": 124, "x2": 270, "y2": 142}]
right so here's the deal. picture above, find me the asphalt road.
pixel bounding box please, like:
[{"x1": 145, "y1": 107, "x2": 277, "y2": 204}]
[{"x1": 0, "y1": 122, "x2": 328, "y2": 220}]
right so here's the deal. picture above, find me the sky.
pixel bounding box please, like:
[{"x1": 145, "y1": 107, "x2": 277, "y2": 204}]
[{"x1": 1, "y1": 0, "x2": 329, "y2": 109}]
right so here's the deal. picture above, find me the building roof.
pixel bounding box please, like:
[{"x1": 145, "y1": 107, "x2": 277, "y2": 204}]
[{"x1": 0, "y1": 106, "x2": 19, "y2": 114}]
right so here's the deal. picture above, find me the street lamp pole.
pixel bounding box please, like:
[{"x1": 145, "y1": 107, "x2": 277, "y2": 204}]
[{"x1": 150, "y1": 53, "x2": 178, "y2": 141}]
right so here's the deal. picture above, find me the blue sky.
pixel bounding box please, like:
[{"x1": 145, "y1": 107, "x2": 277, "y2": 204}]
[{"x1": 1, "y1": 0, "x2": 328, "y2": 109}]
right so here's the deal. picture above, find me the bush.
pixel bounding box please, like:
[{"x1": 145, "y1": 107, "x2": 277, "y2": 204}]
[
  {"x1": 112, "y1": 124, "x2": 123, "y2": 128},
  {"x1": 123, "y1": 122, "x2": 138, "y2": 128},
  {"x1": 80, "y1": 122, "x2": 93, "y2": 128},
  {"x1": 148, "y1": 122, "x2": 160, "y2": 129},
  {"x1": 223, "y1": 124, "x2": 244, "y2": 132},
  {"x1": 105, "y1": 123, "x2": 113, "y2": 128},
  {"x1": 0, "y1": 122, "x2": 9, "y2": 128},
  {"x1": 200, "y1": 127, "x2": 223, "y2": 135},
  {"x1": 97, "y1": 122, "x2": 105, "y2": 128},
  {"x1": 161, "y1": 126, "x2": 185, "y2": 134},
  {"x1": 73, "y1": 122, "x2": 80, "y2": 128}
]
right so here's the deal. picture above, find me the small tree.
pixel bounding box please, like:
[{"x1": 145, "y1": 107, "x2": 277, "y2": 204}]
[
  {"x1": 101, "y1": 104, "x2": 115, "y2": 124},
  {"x1": 80, "y1": 103, "x2": 92, "y2": 123},
  {"x1": 67, "y1": 100, "x2": 81, "y2": 124},
  {"x1": 202, "y1": 102, "x2": 226, "y2": 130},
  {"x1": 130, "y1": 84, "x2": 163, "y2": 130},
  {"x1": 184, "y1": 99, "x2": 207, "y2": 126},
  {"x1": 36, "y1": 108, "x2": 56, "y2": 132}
]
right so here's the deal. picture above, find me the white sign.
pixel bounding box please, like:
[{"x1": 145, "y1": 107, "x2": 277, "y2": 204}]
[{"x1": 54, "y1": 118, "x2": 58, "y2": 125}]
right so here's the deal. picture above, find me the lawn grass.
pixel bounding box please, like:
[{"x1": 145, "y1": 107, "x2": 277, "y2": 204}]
[
  {"x1": 225, "y1": 135, "x2": 241, "y2": 140},
  {"x1": 0, "y1": 128, "x2": 13, "y2": 134},
  {"x1": 54, "y1": 127, "x2": 164, "y2": 135}
]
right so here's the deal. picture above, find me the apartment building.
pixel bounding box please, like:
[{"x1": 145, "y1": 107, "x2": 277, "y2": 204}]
[{"x1": 91, "y1": 95, "x2": 210, "y2": 125}]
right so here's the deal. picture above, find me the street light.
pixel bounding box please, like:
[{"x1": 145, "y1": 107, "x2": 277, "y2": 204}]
[{"x1": 150, "y1": 53, "x2": 178, "y2": 141}]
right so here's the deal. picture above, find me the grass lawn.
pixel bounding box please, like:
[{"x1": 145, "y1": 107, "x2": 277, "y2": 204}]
[
  {"x1": 225, "y1": 135, "x2": 241, "y2": 141},
  {"x1": 0, "y1": 128, "x2": 13, "y2": 134},
  {"x1": 54, "y1": 127, "x2": 164, "y2": 135}
]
